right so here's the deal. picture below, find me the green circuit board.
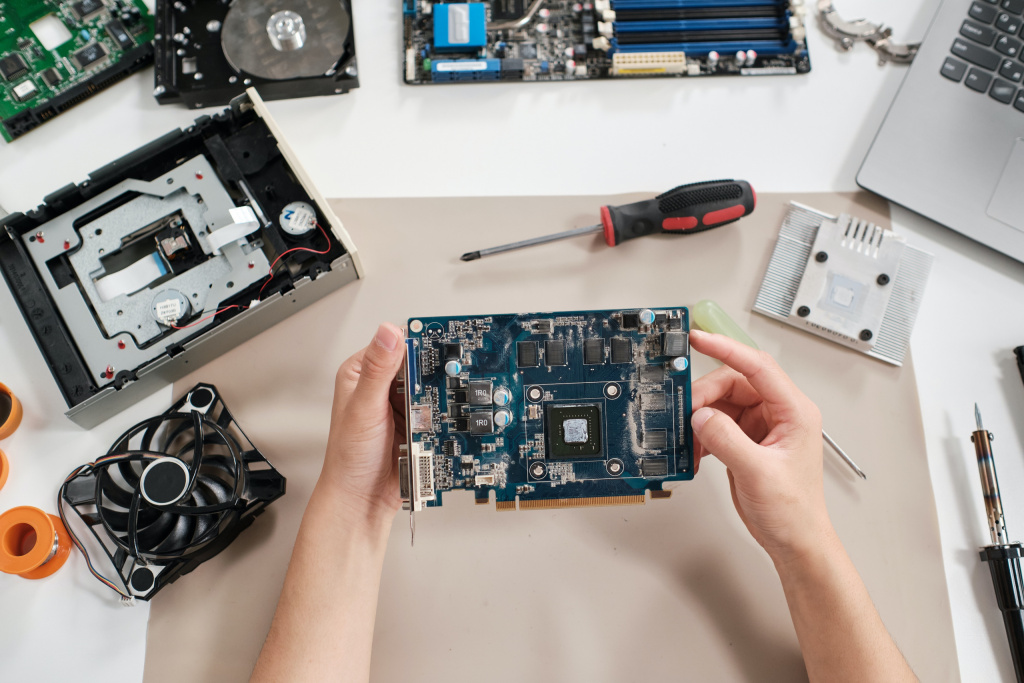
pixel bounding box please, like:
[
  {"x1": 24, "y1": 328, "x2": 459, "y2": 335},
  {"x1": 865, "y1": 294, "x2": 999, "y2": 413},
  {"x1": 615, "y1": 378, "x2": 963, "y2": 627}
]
[{"x1": 0, "y1": 0, "x2": 154, "y2": 142}]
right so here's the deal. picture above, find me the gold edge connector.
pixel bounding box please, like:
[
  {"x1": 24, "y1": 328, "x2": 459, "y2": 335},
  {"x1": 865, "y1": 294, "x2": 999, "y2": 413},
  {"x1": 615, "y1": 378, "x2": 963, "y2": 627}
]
[
  {"x1": 496, "y1": 500, "x2": 517, "y2": 511},
  {"x1": 518, "y1": 495, "x2": 647, "y2": 510}
]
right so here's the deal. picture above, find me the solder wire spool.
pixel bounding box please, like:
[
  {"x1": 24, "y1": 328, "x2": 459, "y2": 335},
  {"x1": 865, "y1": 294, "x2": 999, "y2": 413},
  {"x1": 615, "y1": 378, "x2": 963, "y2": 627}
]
[
  {"x1": 0, "y1": 506, "x2": 73, "y2": 580},
  {"x1": 0, "y1": 382, "x2": 23, "y2": 440},
  {"x1": 0, "y1": 450, "x2": 8, "y2": 492}
]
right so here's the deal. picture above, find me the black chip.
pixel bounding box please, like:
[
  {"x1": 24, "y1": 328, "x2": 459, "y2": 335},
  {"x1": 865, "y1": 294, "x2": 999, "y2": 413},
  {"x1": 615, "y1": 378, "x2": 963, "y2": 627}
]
[
  {"x1": 544, "y1": 340, "x2": 566, "y2": 366},
  {"x1": 469, "y1": 380, "x2": 492, "y2": 405},
  {"x1": 73, "y1": 43, "x2": 108, "y2": 70},
  {"x1": 0, "y1": 53, "x2": 28, "y2": 82},
  {"x1": 443, "y1": 440, "x2": 457, "y2": 457},
  {"x1": 655, "y1": 313, "x2": 668, "y2": 323},
  {"x1": 640, "y1": 365, "x2": 666, "y2": 383},
  {"x1": 644, "y1": 431, "x2": 668, "y2": 450},
  {"x1": 443, "y1": 343, "x2": 462, "y2": 360},
  {"x1": 519, "y1": 43, "x2": 538, "y2": 59},
  {"x1": 41, "y1": 68, "x2": 62, "y2": 86},
  {"x1": 446, "y1": 376, "x2": 464, "y2": 389},
  {"x1": 621, "y1": 312, "x2": 640, "y2": 329},
  {"x1": 532, "y1": 320, "x2": 553, "y2": 334},
  {"x1": 666, "y1": 318, "x2": 682, "y2": 330},
  {"x1": 72, "y1": 0, "x2": 105, "y2": 18},
  {"x1": 642, "y1": 392, "x2": 667, "y2": 412},
  {"x1": 545, "y1": 403, "x2": 603, "y2": 459},
  {"x1": 492, "y1": 0, "x2": 526, "y2": 20},
  {"x1": 517, "y1": 340, "x2": 539, "y2": 367},
  {"x1": 470, "y1": 411, "x2": 493, "y2": 435},
  {"x1": 105, "y1": 19, "x2": 134, "y2": 49},
  {"x1": 449, "y1": 404, "x2": 468, "y2": 417},
  {"x1": 641, "y1": 458, "x2": 669, "y2": 476},
  {"x1": 610, "y1": 337, "x2": 632, "y2": 364},
  {"x1": 455, "y1": 418, "x2": 470, "y2": 432},
  {"x1": 662, "y1": 332, "x2": 687, "y2": 357},
  {"x1": 460, "y1": 459, "x2": 474, "y2": 470},
  {"x1": 453, "y1": 390, "x2": 469, "y2": 404},
  {"x1": 583, "y1": 339, "x2": 604, "y2": 365}
]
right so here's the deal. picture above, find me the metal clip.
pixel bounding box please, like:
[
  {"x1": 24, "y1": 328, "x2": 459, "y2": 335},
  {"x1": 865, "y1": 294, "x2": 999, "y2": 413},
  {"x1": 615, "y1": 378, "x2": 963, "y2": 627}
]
[{"x1": 817, "y1": 1, "x2": 919, "y2": 65}]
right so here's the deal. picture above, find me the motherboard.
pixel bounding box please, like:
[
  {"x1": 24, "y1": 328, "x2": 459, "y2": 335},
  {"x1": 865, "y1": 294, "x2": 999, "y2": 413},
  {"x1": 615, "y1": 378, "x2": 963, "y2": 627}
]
[
  {"x1": 401, "y1": 308, "x2": 694, "y2": 529},
  {"x1": 402, "y1": 0, "x2": 810, "y2": 85},
  {"x1": 0, "y1": 0, "x2": 154, "y2": 142}
]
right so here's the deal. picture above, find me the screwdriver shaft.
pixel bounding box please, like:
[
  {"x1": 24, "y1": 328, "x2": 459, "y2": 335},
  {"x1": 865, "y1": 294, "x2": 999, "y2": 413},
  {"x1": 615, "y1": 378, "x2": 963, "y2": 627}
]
[
  {"x1": 823, "y1": 429, "x2": 867, "y2": 480},
  {"x1": 461, "y1": 224, "x2": 601, "y2": 261}
]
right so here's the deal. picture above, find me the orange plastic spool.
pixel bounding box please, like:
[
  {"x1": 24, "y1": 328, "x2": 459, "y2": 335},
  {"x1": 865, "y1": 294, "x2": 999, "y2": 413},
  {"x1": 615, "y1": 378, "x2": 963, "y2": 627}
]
[
  {"x1": 0, "y1": 506, "x2": 72, "y2": 579},
  {"x1": 0, "y1": 450, "x2": 8, "y2": 492},
  {"x1": 0, "y1": 383, "x2": 22, "y2": 440}
]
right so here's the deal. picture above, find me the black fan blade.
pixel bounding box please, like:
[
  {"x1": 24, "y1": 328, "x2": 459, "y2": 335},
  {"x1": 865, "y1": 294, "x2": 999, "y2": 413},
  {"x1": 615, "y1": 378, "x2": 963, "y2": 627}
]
[
  {"x1": 149, "y1": 511, "x2": 196, "y2": 555},
  {"x1": 98, "y1": 470, "x2": 163, "y2": 527},
  {"x1": 188, "y1": 484, "x2": 218, "y2": 546},
  {"x1": 201, "y1": 455, "x2": 238, "y2": 479},
  {"x1": 117, "y1": 461, "x2": 143, "y2": 488},
  {"x1": 101, "y1": 508, "x2": 178, "y2": 549}
]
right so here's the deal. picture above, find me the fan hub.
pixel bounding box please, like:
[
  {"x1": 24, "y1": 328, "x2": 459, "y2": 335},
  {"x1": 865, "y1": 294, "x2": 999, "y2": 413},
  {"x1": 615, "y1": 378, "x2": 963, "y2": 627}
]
[{"x1": 140, "y1": 458, "x2": 190, "y2": 506}]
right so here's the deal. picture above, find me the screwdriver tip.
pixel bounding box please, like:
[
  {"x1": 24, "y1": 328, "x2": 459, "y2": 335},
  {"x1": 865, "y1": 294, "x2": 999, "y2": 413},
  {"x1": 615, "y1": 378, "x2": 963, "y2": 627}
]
[
  {"x1": 460, "y1": 251, "x2": 481, "y2": 262},
  {"x1": 975, "y1": 403, "x2": 983, "y2": 432}
]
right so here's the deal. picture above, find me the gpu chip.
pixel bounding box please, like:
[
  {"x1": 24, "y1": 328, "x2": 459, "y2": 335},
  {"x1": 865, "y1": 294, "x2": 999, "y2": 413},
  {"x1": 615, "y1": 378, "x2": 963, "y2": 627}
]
[{"x1": 545, "y1": 403, "x2": 602, "y2": 459}]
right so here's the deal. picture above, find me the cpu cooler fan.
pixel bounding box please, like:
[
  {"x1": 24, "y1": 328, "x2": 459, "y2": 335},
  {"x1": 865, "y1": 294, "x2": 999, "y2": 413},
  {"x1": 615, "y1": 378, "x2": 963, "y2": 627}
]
[{"x1": 59, "y1": 383, "x2": 285, "y2": 601}]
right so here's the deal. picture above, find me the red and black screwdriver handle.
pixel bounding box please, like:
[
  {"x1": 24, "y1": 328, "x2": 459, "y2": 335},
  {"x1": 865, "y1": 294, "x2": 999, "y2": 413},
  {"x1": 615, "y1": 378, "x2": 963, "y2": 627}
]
[{"x1": 600, "y1": 180, "x2": 756, "y2": 247}]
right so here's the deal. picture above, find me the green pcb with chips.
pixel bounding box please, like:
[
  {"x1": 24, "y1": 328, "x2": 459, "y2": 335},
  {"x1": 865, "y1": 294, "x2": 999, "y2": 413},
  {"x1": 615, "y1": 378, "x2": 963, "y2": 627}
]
[{"x1": 0, "y1": 0, "x2": 153, "y2": 142}]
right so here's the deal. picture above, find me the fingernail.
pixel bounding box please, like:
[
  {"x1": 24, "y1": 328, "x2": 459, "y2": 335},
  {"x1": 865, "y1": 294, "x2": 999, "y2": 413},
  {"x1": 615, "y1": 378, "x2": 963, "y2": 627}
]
[
  {"x1": 691, "y1": 407, "x2": 714, "y2": 431},
  {"x1": 374, "y1": 323, "x2": 399, "y2": 351},
  {"x1": 690, "y1": 329, "x2": 707, "y2": 340}
]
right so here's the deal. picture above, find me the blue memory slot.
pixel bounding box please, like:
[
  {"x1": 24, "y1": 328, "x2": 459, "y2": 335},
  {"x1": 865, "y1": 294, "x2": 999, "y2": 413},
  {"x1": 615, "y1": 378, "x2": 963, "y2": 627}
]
[
  {"x1": 431, "y1": 59, "x2": 501, "y2": 82},
  {"x1": 613, "y1": 17, "x2": 789, "y2": 32},
  {"x1": 610, "y1": 0, "x2": 784, "y2": 9},
  {"x1": 611, "y1": 38, "x2": 799, "y2": 55}
]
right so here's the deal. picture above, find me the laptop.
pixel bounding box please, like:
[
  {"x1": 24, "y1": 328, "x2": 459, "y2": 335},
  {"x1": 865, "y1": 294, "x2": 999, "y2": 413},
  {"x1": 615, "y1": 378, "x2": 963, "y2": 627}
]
[{"x1": 859, "y1": 0, "x2": 1024, "y2": 263}]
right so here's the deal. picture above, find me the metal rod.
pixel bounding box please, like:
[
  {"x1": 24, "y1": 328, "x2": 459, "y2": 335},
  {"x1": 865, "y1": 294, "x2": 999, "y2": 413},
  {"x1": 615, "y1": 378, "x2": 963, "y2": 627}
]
[
  {"x1": 823, "y1": 429, "x2": 867, "y2": 479},
  {"x1": 973, "y1": 404, "x2": 1009, "y2": 546},
  {"x1": 461, "y1": 224, "x2": 601, "y2": 262}
]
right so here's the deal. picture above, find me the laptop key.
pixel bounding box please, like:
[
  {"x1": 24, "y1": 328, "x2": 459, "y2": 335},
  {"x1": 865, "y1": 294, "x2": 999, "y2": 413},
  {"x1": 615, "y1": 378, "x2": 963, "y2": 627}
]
[
  {"x1": 1000, "y1": 58, "x2": 1024, "y2": 80},
  {"x1": 974, "y1": 1, "x2": 1000, "y2": 21},
  {"x1": 996, "y1": 34, "x2": 1023, "y2": 55},
  {"x1": 991, "y1": 78, "x2": 1017, "y2": 101},
  {"x1": 943, "y1": 57, "x2": 969, "y2": 81},
  {"x1": 996, "y1": 12, "x2": 1022, "y2": 32},
  {"x1": 1003, "y1": 0, "x2": 1024, "y2": 14},
  {"x1": 967, "y1": 67, "x2": 995, "y2": 91},
  {"x1": 952, "y1": 38, "x2": 1001, "y2": 69},
  {"x1": 1014, "y1": 89, "x2": 1024, "y2": 111},
  {"x1": 963, "y1": 20, "x2": 998, "y2": 45}
]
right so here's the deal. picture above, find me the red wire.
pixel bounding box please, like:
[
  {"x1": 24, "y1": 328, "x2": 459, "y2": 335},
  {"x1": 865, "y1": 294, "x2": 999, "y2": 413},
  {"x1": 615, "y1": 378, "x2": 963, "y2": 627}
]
[{"x1": 170, "y1": 222, "x2": 331, "y2": 331}]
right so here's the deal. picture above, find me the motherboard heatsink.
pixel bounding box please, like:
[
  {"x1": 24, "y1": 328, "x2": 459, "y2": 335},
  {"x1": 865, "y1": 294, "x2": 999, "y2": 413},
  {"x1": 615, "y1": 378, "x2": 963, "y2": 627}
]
[
  {"x1": 401, "y1": 308, "x2": 694, "y2": 539},
  {"x1": 403, "y1": 0, "x2": 810, "y2": 84}
]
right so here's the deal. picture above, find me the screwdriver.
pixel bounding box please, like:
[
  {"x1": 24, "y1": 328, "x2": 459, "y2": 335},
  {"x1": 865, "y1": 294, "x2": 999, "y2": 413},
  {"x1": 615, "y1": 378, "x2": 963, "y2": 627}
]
[{"x1": 460, "y1": 179, "x2": 756, "y2": 261}]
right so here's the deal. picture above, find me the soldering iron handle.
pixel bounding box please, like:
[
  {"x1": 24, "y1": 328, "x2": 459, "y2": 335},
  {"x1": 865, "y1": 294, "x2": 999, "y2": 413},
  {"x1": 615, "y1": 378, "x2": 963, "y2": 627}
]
[
  {"x1": 600, "y1": 179, "x2": 756, "y2": 247},
  {"x1": 981, "y1": 544, "x2": 1024, "y2": 682}
]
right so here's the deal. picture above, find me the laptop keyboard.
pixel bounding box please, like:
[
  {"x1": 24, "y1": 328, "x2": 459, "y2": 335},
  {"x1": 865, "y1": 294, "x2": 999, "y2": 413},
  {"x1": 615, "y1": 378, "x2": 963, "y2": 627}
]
[{"x1": 943, "y1": 0, "x2": 1024, "y2": 112}]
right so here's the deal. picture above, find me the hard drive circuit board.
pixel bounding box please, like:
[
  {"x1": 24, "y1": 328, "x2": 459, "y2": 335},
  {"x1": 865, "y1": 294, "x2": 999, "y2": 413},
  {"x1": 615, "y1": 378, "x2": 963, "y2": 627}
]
[
  {"x1": 401, "y1": 308, "x2": 694, "y2": 517},
  {"x1": 402, "y1": 0, "x2": 810, "y2": 85},
  {"x1": 0, "y1": 0, "x2": 154, "y2": 141}
]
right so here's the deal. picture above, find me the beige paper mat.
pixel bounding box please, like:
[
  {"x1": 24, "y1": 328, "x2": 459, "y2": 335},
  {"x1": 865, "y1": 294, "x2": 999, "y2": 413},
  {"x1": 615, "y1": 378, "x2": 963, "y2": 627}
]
[{"x1": 146, "y1": 193, "x2": 957, "y2": 682}]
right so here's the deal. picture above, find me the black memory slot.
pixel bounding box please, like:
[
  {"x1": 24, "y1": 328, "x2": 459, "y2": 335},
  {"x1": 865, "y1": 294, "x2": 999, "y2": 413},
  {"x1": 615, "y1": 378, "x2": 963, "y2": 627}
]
[
  {"x1": 614, "y1": 7, "x2": 782, "y2": 20},
  {"x1": 615, "y1": 28, "x2": 788, "y2": 44}
]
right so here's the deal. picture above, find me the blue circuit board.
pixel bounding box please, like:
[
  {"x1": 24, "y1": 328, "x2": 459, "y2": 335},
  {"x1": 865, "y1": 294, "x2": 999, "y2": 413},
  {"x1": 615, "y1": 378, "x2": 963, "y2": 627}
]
[{"x1": 400, "y1": 307, "x2": 694, "y2": 514}]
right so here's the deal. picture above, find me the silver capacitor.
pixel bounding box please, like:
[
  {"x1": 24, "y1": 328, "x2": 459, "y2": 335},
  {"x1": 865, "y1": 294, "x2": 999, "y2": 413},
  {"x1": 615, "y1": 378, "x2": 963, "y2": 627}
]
[
  {"x1": 494, "y1": 409, "x2": 513, "y2": 428},
  {"x1": 267, "y1": 11, "x2": 306, "y2": 52},
  {"x1": 444, "y1": 360, "x2": 462, "y2": 377},
  {"x1": 492, "y1": 387, "x2": 512, "y2": 406}
]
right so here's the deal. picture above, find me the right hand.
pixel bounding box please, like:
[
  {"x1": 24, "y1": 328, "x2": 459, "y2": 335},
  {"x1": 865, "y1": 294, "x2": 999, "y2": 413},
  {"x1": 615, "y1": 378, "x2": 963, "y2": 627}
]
[{"x1": 689, "y1": 330, "x2": 836, "y2": 566}]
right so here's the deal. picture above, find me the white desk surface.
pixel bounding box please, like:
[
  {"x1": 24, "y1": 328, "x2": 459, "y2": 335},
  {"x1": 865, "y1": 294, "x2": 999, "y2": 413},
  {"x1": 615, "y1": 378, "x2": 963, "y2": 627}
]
[{"x1": 2, "y1": 0, "x2": 1023, "y2": 681}]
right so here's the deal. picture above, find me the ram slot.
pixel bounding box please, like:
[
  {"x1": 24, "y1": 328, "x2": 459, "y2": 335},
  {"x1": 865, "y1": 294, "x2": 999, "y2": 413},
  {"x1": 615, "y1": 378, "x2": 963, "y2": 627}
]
[
  {"x1": 609, "y1": 0, "x2": 787, "y2": 21},
  {"x1": 612, "y1": 17, "x2": 790, "y2": 44}
]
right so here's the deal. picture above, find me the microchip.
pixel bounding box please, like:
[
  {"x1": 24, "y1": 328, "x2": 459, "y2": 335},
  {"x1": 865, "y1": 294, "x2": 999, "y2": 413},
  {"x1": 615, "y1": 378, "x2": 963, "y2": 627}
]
[
  {"x1": 642, "y1": 392, "x2": 667, "y2": 412},
  {"x1": 73, "y1": 43, "x2": 109, "y2": 70},
  {"x1": 517, "y1": 340, "x2": 539, "y2": 367},
  {"x1": 662, "y1": 332, "x2": 687, "y2": 357},
  {"x1": 453, "y1": 390, "x2": 469, "y2": 404},
  {"x1": 104, "y1": 19, "x2": 134, "y2": 50},
  {"x1": 583, "y1": 339, "x2": 604, "y2": 365},
  {"x1": 448, "y1": 404, "x2": 468, "y2": 418},
  {"x1": 12, "y1": 80, "x2": 38, "y2": 102},
  {"x1": 444, "y1": 440, "x2": 457, "y2": 457},
  {"x1": 621, "y1": 312, "x2": 640, "y2": 329},
  {"x1": 41, "y1": 68, "x2": 62, "y2": 86},
  {"x1": 519, "y1": 43, "x2": 537, "y2": 59},
  {"x1": 544, "y1": 340, "x2": 566, "y2": 366},
  {"x1": 460, "y1": 455, "x2": 474, "y2": 470},
  {"x1": 469, "y1": 380, "x2": 492, "y2": 405},
  {"x1": 470, "y1": 411, "x2": 493, "y2": 435},
  {"x1": 455, "y1": 418, "x2": 470, "y2": 432},
  {"x1": 644, "y1": 430, "x2": 668, "y2": 450},
  {"x1": 532, "y1": 319, "x2": 553, "y2": 334},
  {"x1": 72, "y1": 0, "x2": 105, "y2": 19},
  {"x1": 0, "y1": 53, "x2": 29, "y2": 82},
  {"x1": 444, "y1": 343, "x2": 462, "y2": 360},
  {"x1": 545, "y1": 403, "x2": 602, "y2": 459},
  {"x1": 666, "y1": 318, "x2": 683, "y2": 330},
  {"x1": 640, "y1": 365, "x2": 666, "y2": 383},
  {"x1": 610, "y1": 337, "x2": 632, "y2": 364},
  {"x1": 492, "y1": 0, "x2": 526, "y2": 20},
  {"x1": 655, "y1": 313, "x2": 668, "y2": 324},
  {"x1": 641, "y1": 458, "x2": 669, "y2": 476}
]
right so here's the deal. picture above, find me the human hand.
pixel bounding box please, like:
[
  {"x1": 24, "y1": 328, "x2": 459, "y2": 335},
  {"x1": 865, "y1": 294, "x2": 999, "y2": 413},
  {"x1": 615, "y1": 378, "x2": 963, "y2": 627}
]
[
  {"x1": 318, "y1": 323, "x2": 407, "y2": 525},
  {"x1": 689, "y1": 330, "x2": 835, "y2": 566}
]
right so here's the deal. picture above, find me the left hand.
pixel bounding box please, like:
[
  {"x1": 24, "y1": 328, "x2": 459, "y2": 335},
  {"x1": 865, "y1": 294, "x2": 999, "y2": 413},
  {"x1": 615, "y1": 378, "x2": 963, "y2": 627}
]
[{"x1": 319, "y1": 323, "x2": 408, "y2": 524}]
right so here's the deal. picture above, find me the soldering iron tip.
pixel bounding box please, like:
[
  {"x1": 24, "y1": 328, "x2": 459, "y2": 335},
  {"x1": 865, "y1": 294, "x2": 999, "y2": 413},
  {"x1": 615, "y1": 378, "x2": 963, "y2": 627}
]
[
  {"x1": 460, "y1": 251, "x2": 481, "y2": 262},
  {"x1": 975, "y1": 403, "x2": 984, "y2": 432}
]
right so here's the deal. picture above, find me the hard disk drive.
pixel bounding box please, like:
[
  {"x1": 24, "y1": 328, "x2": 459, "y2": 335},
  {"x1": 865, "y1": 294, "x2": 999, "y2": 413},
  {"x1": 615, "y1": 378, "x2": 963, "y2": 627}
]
[
  {"x1": 0, "y1": 89, "x2": 362, "y2": 427},
  {"x1": 153, "y1": 0, "x2": 358, "y2": 109}
]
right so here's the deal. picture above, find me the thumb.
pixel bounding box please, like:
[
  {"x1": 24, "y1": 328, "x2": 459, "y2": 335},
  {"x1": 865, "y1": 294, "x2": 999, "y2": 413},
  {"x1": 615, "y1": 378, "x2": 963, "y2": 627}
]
[
  {"x1": 691, "y1": 407, "x2": 759, "y2": 476},
  {"x1": 347, "y1": 323, "x2": 406, "y2": 421}
]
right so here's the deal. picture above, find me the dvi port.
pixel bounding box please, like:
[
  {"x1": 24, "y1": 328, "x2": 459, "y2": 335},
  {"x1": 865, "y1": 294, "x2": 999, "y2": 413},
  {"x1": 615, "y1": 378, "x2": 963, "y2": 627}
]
[{"x1": 401, "y1": 442, "x2": 436, "y2": 512}]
